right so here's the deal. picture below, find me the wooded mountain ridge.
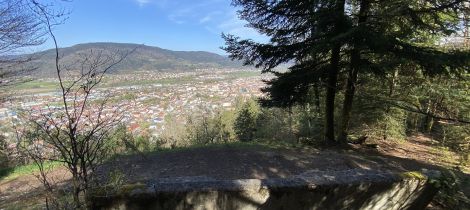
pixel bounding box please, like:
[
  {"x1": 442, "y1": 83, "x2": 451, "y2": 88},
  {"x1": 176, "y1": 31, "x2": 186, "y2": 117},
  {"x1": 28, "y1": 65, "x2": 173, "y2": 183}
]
[{"x1": 23, "y1": 42, "x2": 241, "y2": 75}]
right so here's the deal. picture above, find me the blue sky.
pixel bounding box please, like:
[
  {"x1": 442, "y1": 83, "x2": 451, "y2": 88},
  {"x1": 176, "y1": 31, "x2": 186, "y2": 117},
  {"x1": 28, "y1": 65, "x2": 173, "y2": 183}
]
[{"x1": 44, "y1": 0, "x2": 266, "y2": 55}]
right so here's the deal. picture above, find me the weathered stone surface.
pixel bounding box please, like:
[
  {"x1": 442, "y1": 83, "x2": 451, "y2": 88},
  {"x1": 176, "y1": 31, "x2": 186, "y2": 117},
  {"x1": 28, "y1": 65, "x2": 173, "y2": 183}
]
[{"x1": 89, "y1": 169, "x2": 439, "y2": 210}]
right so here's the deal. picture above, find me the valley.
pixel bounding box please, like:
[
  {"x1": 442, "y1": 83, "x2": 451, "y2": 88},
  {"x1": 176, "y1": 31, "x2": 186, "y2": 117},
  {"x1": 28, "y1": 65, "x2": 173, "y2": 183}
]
[{"x1": 1, "y1": 69, "x2": 267, "y2": 142}]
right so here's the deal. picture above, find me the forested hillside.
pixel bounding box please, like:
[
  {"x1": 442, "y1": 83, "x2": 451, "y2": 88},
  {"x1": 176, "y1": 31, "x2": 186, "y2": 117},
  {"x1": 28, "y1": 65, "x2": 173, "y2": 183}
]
[{"x1": 24, "y1": 42, "x2": 241, "y2": 76}]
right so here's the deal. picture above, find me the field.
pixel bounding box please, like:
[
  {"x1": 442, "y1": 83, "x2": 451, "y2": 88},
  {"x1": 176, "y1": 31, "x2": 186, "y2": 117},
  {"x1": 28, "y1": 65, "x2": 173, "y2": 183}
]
[{"x1": 6, "y1": 70, "x2": 262, "y2": 94}]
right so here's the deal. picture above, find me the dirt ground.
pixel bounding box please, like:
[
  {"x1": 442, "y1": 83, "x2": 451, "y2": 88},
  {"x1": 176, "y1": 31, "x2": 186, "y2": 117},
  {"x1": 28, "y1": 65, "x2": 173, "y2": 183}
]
[
  {"x1": 0, "y1": 168, "x2": 71, "y2": 209},
  {"x1": 1, "y1": 133, "x2": 468, "y2": 209},
  {"x1": 97, "y1": 142, "x2": 444, "y2": 183}
]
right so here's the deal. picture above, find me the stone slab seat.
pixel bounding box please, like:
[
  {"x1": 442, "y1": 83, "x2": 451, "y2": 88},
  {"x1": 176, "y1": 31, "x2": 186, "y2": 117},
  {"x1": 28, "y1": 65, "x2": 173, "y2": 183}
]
[{"x1": 88, "y1": 169, "x2": 440, "y2": 210}]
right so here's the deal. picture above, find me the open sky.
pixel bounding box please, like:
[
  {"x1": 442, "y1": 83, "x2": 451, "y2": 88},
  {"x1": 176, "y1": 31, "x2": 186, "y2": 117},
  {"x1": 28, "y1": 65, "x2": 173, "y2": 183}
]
[{"x1": 44, "y1": 0, "x2": 267, "y2": 55}]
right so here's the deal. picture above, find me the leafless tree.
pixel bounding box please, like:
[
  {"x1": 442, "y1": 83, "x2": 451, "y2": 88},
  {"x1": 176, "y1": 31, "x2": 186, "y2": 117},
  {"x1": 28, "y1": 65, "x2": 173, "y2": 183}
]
[
  {"x1": 0, "y1": 0, "x2": 67, "y2": 173},
  {"x1": 0, "y1": 0, "x2": 54, "y2": 86},
  {"x1": 15, "y1": 2, "x2": 135, "y2": 208},
  {"x1": 0, "y1": 0, "x2": 65, "y2": 169}
]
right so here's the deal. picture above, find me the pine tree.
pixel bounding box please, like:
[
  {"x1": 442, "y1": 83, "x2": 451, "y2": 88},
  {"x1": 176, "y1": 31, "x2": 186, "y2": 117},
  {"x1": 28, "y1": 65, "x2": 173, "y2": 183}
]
[
  {"x1": 234, "y1": 103, "x2": 257, "y2": 142},
  {"x1": 224, "y1": 0, "x2": 470, "y2": 145},
  {"x1": 223, "y1": 0, "x2": 350, "y2": 144}
]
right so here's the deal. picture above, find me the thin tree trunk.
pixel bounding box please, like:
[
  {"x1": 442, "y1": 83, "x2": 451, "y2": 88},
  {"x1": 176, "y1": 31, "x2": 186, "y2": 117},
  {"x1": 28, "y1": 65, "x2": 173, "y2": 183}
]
[
  {"x1": 309, "y1": 80, "x2": 320, "y2": 137},
  {"x1": 423, "y1": 99, "x2": 434, "y2": 133},
  {"x1": 425, "y1": 104, "x2": 436, "y2": 133},
  {"x1": 383, "y1": 69, "x2": 398, "y2": 140},
  {"x1": 338, "y1": 0, "x2": 370, "y2": 144},
  {"x1": 313, "y1": 80, "x2": 321, "y2": 114},
  {"x1": 306, "y1": 104, "x2": 312, "y2": 137}
]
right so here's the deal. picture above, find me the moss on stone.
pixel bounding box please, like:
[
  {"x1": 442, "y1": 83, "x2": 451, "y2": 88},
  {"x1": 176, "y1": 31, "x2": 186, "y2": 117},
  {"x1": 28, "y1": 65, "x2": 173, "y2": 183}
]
[
  {"x1": 400, "y1": 171, "x2": 427, "y2": 180},
  {"x1": 117, "y1": 183, "x2": 147, "y2": 195}
]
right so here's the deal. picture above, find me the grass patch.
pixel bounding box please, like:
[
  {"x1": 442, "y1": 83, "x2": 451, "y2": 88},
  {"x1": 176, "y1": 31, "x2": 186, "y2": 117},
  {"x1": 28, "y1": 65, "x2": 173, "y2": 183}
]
[
  {"x1": 10, "y1": 80, "x2": 59, "y2": 90},
  {"x1": 431, "y1": 146, "x2": 459, "y2": 167},
  {"x1": 225, "y1": 71, "x2": 260, "y2": 79},
  {"x1": 7, "y1": 80, "x2": 74, "y2": 94},
  {"x1": 0, "y1": 161, "x2": 62, "y2": 181},
  {"x1": 151, "y1": 139, "x2": 300, "y2": 153}
]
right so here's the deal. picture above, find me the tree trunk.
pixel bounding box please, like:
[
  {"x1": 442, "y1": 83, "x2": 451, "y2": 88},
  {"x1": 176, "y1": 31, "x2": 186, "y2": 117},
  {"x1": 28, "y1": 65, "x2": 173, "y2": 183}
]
[
  {"x1": 306, "y1": 104, "x2": 312, "y2": 137},
  {"x1": 313, "y1": 80, "x2": 321, "y2": 114},
  {"x1": 71, "y1": 172, "x2": 81, "y2": 209},
  {"x1": 383, "y1": 69, "x2": 398, "y2": 140},
  {"x1": 338, "y1": 51, "x2": 359, "y2": 143},
  {"x1": 425, "y1": 111, "x2": 435, "y2": 133},
  {"x1": 309, "y1": 80, "x2": 320, "y2": 138},
  {"x1": 423, "y1": 99, "x2": 434, "y2": 133},
  {"x1": 338, "y1": 0, "x2": 370, "y2": 144},
  {"x1": 325, "y1": 46, "x2": 340, "y2": 143},
  {"x1": 324, "y1": 0, "x2": 346, "y2": 144}
]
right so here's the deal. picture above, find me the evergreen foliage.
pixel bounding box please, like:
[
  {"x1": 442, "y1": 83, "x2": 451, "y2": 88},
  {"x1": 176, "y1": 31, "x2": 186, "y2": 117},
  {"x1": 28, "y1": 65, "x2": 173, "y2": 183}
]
[
  {"x1": 223, "y1": 0, "x2": 470, "y2": 145},
  {"x1": 234, "y1": 100, "x2": 259, "y2": 142}
]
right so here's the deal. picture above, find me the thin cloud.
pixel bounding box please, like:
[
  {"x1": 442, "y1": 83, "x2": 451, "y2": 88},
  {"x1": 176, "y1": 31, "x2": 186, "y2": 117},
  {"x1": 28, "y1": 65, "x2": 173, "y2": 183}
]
[
  {"x1": 199, "y1": 11, "x2": 222, "y2": 24},
  {"x1": 161, "y1": 0, "x2": 267, "y2": 42},
  {"x1": 168, "y1": 7, "x2": 193, "y2": 24},
  {"x1": 165, "y1": 1, "x2": 224, "y2": 25},
  {"x1": 199, "y1": 16, "x2": 212, "y2": 23},
  {"x1": 135, "y1": 0, "x2": 151, "y2": 6}
]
